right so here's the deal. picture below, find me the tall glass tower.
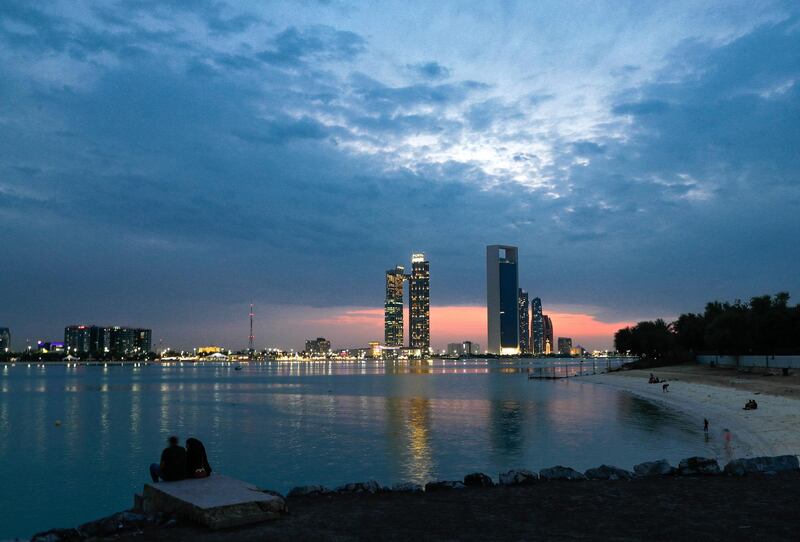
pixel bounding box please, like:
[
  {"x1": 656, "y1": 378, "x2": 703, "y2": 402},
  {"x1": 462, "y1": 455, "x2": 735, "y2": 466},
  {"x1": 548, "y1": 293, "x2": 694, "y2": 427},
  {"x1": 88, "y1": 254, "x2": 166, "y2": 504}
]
[
  {"x1": 486, "y1": 245, "x2": 519, "y2": 354},
  {"x1": 531, "y1": 297, "x2": 544, "y2": 354},
  {"x1": 518, "y1": 289, "x2": 530, "y2": 354},
  {"x1": 384, "y1": 265, "x2": 406, "y2": 347},
  {"x1": 409, "y1": 253, "x2": 430, "y2": 354}
]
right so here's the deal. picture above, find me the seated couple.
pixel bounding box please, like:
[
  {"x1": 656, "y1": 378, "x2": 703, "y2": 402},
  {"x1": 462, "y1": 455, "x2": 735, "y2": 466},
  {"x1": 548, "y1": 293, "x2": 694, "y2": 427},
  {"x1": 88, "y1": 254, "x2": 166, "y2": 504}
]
[{"x1": 150, "y1": 436, "x2": 212, "y2": 482}]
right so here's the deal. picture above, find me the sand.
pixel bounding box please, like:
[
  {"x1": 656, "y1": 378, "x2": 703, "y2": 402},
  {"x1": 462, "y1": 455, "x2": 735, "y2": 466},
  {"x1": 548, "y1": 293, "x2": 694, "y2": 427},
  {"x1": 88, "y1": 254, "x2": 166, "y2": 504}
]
[{"x1": 582, "y1": 364, "x2": 800, "y2": 460}]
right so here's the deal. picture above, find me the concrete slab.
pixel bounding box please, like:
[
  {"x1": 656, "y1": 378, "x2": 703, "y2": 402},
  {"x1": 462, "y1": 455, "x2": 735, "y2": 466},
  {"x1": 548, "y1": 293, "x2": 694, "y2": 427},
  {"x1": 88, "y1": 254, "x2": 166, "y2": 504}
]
[{"x1": 142, "y1": 474, "x2": 286, "y2": 529}]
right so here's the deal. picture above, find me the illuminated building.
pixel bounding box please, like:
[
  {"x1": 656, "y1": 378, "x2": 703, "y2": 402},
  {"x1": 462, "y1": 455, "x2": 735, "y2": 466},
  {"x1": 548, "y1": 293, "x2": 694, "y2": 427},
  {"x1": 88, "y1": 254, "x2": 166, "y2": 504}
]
[
  {"x1": 197, "y1": 346, "x2": 224, "y2": 355},
  {"x1": 0, "y1": 328, "x2": 9, "y2": 352},
  {"x1": 384, "y1": 265, "x2": 406, "y2": 348},
  {"x1": 369, "y1": 341, "x2": 382, "y2": 358},
  {"x1": 409, "y1": 253, "x2": 430, "y2": 355},
  {"x1": 36, "y1": 341, "x2": 64, "y2": 353},
  {"x1": 304, "y1": 337, "x2": 331, "y2": 357},
  {"x1": 531, "y1": 297, "x2": 544, "y2": 354},
  {"x1": 486, "y1": 245, "x2": 519, "y2": 354},
  {"x1": 558, "y1": 337, "x2": 573, "y2": 355},
  {"x1": 65, "y1": 325, "x2": 151, "y2": 357},
  {"x1": 447, "y1": 341, "x2": 480, "y2": 356},
  {"x1": 544, "y1": 338, "x2": 552, "y2": 355},
  {"x1": 542, "y1": 314, "x2": 553, "y2": 354},
  {"x1": 518, "y1": 289, "x2": 530, "y2": 354}
]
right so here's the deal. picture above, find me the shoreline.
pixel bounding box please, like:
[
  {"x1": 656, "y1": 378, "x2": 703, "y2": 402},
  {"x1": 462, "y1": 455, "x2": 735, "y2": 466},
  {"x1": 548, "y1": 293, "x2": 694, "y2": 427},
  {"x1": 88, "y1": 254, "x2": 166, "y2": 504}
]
[{"x1": 581, "y1": 365, "x2": 800, "y2": 460}]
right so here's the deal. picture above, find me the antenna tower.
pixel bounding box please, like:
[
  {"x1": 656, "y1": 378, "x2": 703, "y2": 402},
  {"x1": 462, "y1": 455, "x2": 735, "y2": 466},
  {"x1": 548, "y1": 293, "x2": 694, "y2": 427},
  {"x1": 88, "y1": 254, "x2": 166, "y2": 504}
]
[{"x1": 249, "y1": 303, "x2": 255, "y2": 353}]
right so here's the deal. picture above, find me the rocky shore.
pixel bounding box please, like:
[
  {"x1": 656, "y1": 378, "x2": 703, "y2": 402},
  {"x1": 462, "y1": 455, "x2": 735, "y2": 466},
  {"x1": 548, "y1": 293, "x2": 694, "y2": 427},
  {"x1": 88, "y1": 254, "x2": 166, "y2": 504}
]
[{"x1": 31, "y1": 454, "x2": 800, "y2": 542}]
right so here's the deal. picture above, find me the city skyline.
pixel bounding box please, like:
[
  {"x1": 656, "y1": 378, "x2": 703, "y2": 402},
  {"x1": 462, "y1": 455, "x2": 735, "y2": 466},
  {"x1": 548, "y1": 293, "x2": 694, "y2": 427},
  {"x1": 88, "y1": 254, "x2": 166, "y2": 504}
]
[{"x1": 1, "y1": 2, "x2": 798, "y2": 352}]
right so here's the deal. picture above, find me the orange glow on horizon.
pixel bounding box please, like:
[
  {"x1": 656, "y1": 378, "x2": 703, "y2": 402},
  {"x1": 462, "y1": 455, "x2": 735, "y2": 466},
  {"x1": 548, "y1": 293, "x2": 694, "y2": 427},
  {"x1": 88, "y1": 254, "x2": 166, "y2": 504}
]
[{"x1": 303, "y1": 305, "x2": 634, "y2": 349}]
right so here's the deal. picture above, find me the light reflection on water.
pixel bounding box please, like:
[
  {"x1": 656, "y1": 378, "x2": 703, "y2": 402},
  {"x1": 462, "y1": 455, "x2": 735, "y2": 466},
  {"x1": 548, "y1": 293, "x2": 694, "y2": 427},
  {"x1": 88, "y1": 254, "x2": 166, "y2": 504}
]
[{"x1": 0, "y1": 360, "x2": 712, "y2": 539}]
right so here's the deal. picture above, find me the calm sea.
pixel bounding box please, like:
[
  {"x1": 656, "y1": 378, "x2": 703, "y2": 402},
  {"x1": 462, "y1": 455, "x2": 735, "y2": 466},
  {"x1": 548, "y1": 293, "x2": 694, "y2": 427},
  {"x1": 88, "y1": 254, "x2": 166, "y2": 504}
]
[{"x1": 0, "y1": 359, "x2": 712, "y2": 539}]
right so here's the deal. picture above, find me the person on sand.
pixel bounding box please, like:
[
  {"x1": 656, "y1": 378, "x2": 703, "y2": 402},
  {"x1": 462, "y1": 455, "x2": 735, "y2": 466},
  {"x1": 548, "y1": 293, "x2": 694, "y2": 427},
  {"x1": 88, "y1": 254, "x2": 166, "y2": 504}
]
[
  {"x1": 150, "y1": 435, "x2": 187, "y2": 483},
  {"x1": 186, "y1": 437, "x2": 213, "y2": 479},
  {"x1": 662, "y1": 382, "x2": 669, "y2": 392},
  {"x1": 703, "y1": 418, "x2": 709, "y2": 433},
  {"x1": 723, "y1": 428, "x2": 733, "y2": 461}
]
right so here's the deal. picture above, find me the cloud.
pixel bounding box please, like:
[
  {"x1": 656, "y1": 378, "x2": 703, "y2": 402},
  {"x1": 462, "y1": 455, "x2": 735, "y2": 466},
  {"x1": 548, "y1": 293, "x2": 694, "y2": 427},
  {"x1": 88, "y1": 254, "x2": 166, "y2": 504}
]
[
  {"x1": 0, "y1": 2, "x2": 798, "y2": 350},
  {"x1": 407, "y1": 61, "x2": 451, "y2": 80}
]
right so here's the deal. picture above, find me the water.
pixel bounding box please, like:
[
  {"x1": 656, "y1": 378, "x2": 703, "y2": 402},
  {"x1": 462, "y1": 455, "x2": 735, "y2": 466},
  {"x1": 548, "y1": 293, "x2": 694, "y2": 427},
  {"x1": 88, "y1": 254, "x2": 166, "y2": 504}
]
[{"x1": 0, "y1": 359, "x2": 713, "y2": 539}]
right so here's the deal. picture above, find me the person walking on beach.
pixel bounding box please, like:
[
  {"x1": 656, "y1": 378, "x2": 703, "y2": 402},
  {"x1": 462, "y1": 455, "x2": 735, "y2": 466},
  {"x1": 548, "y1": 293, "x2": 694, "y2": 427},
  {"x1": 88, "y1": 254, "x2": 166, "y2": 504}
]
[
  {"x1": 662, "y1": 382, "x2": 669, "y2": 392},
  {"x1": 150, "y1": 435, "x2": 187, "y2": 482},
  {"x1": 704, "y1": 418, "x2": 709, "y2": 433},
  {"x1": 723, "y1": 428, "x2": 733, "y2": 461}
]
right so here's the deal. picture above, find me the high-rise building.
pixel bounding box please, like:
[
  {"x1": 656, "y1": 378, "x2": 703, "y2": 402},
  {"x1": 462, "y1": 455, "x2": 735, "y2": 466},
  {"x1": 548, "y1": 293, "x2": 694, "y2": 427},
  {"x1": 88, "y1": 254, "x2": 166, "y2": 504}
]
[
  {"x1": 542, "y1": 314, "x2": 553, "y2": 354},
  {"x1": 518, "y1": 289, "x2": 530, "y2": 354},
  {"x1": 486, "y1": 245, "x2": 519, "y2": 354},
  {"x1": 384, "y1": 265, "x2": 406, "y2": 348},
  {"x1": 558, "y1": 337, "x2": 573, "y2": 355},
  {"x1": 531, "y1": 297, "x2": 544, "y2": 354},
  {"x1": 0, "y1": 327, "x2": 10, "y2": 352},
  {"x1": 409, "y1": 253, "x2": 430, "y2": 354}
]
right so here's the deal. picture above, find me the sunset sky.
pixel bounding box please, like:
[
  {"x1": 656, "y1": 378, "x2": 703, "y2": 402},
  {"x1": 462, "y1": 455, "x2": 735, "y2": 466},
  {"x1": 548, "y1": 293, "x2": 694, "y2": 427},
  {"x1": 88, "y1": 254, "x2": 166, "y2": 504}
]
[{"x1": 1, "y1": 1, "x2": 798, "y2": 350}]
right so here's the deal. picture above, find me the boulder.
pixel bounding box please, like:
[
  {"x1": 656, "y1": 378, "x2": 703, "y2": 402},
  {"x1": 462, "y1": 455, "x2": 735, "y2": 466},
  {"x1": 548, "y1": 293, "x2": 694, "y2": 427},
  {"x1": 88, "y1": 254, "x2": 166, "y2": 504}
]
[
  {"x1": 539, "y1": 466, "x2": 587, "y2": 481},
  {"x1": 424, "y1": 480, "x2": 466, "y2": 492},
  {"x1": 678, "y1": 457, "x2": 721, "y2": 476},
  {"x1": 724, "y1": 455, "x2": 800, "y2": 476},
  {"x1": 584, "y1": 465, "x2": 635, "y2": 480},
  {"x1": 30, "y1": 528, "x2": 83, "y2": 542},
  {"x1": 463, "y1": 472, "x2": 495, "y2": 487},
  {"x1": 288, "y1": 485, "x2": 332, "y2": 498},
  {"x1": 498, "y1": 469, "x2": 538, "y2": 486},
  {"x1": 390, "y1": 482, "x2": 424, "y2": 493},
  {"x1": 633, "y1": 459, "x2": 675, "y2": 477},
  {"x1": 335, "y1": 480, "x2": 381, "y2": 494}
]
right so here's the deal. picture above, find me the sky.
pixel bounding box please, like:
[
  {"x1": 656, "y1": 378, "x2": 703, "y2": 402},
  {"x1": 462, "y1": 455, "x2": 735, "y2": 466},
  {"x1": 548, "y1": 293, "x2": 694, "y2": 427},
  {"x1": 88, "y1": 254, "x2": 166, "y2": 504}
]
[{"x1": 1, "y1": 1, "x2": 799, "y2": 351}]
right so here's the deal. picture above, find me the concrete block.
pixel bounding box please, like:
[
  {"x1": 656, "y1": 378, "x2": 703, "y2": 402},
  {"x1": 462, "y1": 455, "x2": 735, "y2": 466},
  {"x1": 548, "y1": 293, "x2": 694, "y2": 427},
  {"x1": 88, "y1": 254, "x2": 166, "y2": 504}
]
[{"x1": 142, "y1": 474, "x2": 286, "y2": 529}]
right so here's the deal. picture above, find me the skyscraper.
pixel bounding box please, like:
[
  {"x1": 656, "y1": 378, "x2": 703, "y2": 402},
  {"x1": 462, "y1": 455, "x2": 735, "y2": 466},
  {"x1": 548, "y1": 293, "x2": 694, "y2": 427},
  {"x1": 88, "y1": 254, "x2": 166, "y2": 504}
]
[
  {"x1": 531, "y1": 297, "x2": 544, "y2": 354},
  {"x1": 558, "y1": 337, "x2": 573, "y2": 355},
  {"x1": 409, "y1": 253, "x2": 430, "y2": 354},
  {"x1": 0, "y1": 327, "x2": 10, "y2": 352},
  {"x1": 518, "y1": 289, "x2": 530, "y2": 354},
  {"x1": 384, "y1": 265, "x2": 406, "y2": 347},
  {"x1": 542, "y1": 314, "x2": 553, "y2": 354},
  {"x1": 65, "y1": 325, "x2": 151, "y2": 357},
  {"x1": 486, "y1": 245, "x2": 519, "y2": 354}
]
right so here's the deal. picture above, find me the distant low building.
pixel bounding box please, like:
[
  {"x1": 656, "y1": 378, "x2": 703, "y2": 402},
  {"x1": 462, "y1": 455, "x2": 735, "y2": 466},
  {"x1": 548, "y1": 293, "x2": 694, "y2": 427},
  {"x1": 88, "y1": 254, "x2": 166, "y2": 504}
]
[
  {"x1": 64, "y1": 325, "x2": 151, "y2": 358},
  {"x1": 305, "y1": 337, "x2": 331, "y2": 357},
  {"x1": 37, "y1": 341, "x2": 65, "y2": 353},
  {"x1": 197, "y1": 345, "x2": 224, "y2": 355},
  {"x1": 558, "y1": 337, "x2": 573, "y2": 355},
  {"x1": 447, "y1": 341, "x2": 481, "y2": 356}
]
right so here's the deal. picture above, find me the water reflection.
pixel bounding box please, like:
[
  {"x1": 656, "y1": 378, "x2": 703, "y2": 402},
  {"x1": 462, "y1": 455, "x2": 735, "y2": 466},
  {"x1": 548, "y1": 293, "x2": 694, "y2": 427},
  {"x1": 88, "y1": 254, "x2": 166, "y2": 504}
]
[{"x1": 0, "y1": 361, "x2": 712, "y2": 540}]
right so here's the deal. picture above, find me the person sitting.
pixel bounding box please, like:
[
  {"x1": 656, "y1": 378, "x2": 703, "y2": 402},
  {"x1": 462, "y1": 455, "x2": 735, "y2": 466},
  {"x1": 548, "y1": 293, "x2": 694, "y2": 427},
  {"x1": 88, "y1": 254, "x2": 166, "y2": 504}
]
[
  {"x1": 648, "y1": 373, "x2": 656, "y2": 384},
  {"x1": 744, "y1": 399, "x2": 758, "y2": 410},
  {"x1": 150, "y1": 435, "x2": 187, "y2": 482},
  {"x1": 186, "y1": 437, "x2": 213, "y2": 479}
]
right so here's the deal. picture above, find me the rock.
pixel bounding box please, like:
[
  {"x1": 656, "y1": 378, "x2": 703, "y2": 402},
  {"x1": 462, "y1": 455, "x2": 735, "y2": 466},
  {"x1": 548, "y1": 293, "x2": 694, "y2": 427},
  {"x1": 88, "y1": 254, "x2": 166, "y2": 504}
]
[
  {"x1": 498, "y1": 469, "x2": 538, "y2": 486},
  {"x1": 724, "y1": 455, "x2": 800, "y2": 476},
  {"x1": 390, "y1": 482, "x2": 424, "y2": 493},
  {"x1": 288, "y1": 485, "x2": 332, "y2": 498},
  {"x1": 424, "y1": 480, "x2": 466, "y2": 492},
  {"x1": 678, "y1": 456, "x2": 721, "y2": 476},
  {"x1": 30, "y1": 528, "x2": 83, "y2": 542},
  {"x1": 78, "y1": 511, "x2": 160, "y2": 537},
  {"x1": 584, "y1": 465, "x2": 635, "y2": 480},
  {"x1": 633, "y1": 459, "x2": 675, "y2": 477},
  {"x1": 539, "y1": 466, "x2": 587, "y2": 481},
  {"x1": 463, "y1": 472, "x2": 495, "y2": 487},
  {"x1": 335, "y1": 480, "x2": 381, "y2": 494}
]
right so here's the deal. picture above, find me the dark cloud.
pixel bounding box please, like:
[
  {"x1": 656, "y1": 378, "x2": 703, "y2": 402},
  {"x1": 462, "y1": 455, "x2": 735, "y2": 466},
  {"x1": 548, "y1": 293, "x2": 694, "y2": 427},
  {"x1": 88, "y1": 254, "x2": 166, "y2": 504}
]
[
  {"x1": 0, "y1": 4, "x2": 798, "y2": 349},
  {"x1": 407, "y1": 61, "x2": 451, "y2": 80}
]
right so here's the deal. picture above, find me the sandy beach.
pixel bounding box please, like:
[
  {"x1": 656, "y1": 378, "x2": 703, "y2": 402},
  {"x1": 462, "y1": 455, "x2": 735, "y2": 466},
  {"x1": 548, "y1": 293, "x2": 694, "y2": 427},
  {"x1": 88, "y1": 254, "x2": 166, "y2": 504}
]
[{"x1": 582, "y1": 364, "x2": 800, "y2": 460}]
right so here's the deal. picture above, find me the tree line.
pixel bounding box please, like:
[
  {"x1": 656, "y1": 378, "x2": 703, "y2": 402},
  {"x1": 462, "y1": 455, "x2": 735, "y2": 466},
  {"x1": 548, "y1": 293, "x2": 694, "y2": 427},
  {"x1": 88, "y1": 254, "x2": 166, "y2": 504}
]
[{"x1": 614, "y1": 293, "x2": 800, "y2": 359}]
